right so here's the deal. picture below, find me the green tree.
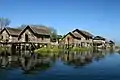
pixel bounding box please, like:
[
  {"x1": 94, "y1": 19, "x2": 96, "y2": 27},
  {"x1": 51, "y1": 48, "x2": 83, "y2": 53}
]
[
  {"x1": 0, "y1": 17, "x2": 10, "y2": 30},
  {"x1": 48, "y1": 27, "x2": 58, "y2": 42},
  {"x1": 57, "y1": 35, "x2": 62, "y2": 39}
]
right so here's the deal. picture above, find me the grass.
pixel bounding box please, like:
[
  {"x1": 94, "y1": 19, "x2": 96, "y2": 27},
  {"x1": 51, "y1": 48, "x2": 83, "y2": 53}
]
[
  {"x1": 34, "y1": 46, "x2": 93, "y2": 56},
  {"x1": 35, "y1": 46, "x2": 62, "y2": 53},
  {"x1": 71, "y1": 47, "x2": 93, "y2": 52},
  {"x1": 0, "y1": 47, "x2": 7, "y2": 52},
  {"x1": 0, "y1": 46, "x2": 9, "y2": 55},
  {"x1": 34, "y1": 46, "x2": 62, "y2": 56}
]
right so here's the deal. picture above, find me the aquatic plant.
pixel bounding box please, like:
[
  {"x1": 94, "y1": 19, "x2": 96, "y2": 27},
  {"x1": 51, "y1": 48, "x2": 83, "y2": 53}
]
[{"x1": 71, "y1": 47, "x2": 93, "y2": 52}]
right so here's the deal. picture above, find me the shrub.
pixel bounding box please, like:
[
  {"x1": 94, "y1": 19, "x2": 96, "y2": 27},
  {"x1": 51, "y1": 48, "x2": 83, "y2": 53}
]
[
  {"x1": 34, "y1": 46, "x2": 62, "y2": 56},
  {"x1": 71, "y1": 47, "x2": 92, "y2": 52}
]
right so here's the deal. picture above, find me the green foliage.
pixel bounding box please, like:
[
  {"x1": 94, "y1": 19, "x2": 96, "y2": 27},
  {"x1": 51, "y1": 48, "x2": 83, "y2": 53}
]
[
  {"x1": 34, "y1": 46, "x2": 62, "y2": 56},
  {"x1": 0, "y1": 46, "x2": 7, "y2": 53},
  {"x1": 48, "y1": 27, "x2": 58, "y2": 42},
  {"x1": 35, "y1": 46, "x2": 93, "y2": 56},
  {"x1": 57, "y1": 35, "x2": 62, "y2": 40},
  {"x1": 71, "y1": 47, "x2": 92, "y2": 52}
]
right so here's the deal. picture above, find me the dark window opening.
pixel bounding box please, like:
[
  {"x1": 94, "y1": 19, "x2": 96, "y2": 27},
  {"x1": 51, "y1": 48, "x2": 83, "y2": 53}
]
[
  {"x1": 1, "y1": 36, "x2": 3, "y2": 39},
  {"x1": 25, "y1": 34, "x2": 28, "y2": 42},
  {"x1": 67, "y1": 37, "x2": 70, "y2": 41},
  {"x1": 42, "y1": 36, "x2": 44, "y2": 40}
]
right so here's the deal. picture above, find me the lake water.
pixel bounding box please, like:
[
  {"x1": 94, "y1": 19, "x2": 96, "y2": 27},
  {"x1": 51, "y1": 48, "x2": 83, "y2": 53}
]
[{"x1": 0, "y1": 50, "x2": 120, "y2": 80}]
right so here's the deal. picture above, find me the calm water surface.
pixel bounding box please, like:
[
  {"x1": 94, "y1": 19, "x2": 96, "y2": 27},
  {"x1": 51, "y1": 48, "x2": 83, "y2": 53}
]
[{"x1": 0, "y1": 50, "x2": 120, "y2": 80}]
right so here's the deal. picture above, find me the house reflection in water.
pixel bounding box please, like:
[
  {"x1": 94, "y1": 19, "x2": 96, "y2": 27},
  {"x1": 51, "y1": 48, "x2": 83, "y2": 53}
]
[
  {"x1": 20, "y1": 54, "x2": 54, "y2": 74},
  {"x1": 0, "y1": 50, "x2": 109, "y2": 74},
  {"x1": 61, "y1": 51, "x2": 107, "y2": 68},
  {"x1": 93, "y1": 50, "x2": 107, "y2": 61},
  {"x1": 0, "y1": 52, "x2": 55, "y2": 74},
  {"x1": 0, "y1": 56, "x2": 9, "y2": 68},
  {"x1": 0, "y1": 55, "x2": 20, "y2": 69}
]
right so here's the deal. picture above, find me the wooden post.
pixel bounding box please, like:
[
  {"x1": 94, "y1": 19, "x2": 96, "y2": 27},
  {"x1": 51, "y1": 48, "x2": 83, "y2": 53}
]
[
  {"x1": 29, "y1": 43, "x2": 31, "y2": 53},
  {"x1": 5, "y1": 43, "x2": 7, "y2": 56},
  {"x1": 18, "y1": 43, "x2": 21, "y2": 56},
  {"x1": 25, "y1": 43, "x2": 26, "y2": 56},
  {"x1": 15, "y1": 44, "x2": 16, "y2": 55},
  {"x1": 20, "y1": 44, "x2": 22, "y2": 56},
  {"x1": 67, "y1": 37, "x2": 70, "y2": 49},
  {"x1": 11, "y1": 43, "x2": 15, "y2": 55},
  {"x1": 29, "y1": 43, "x2": 32, "y2": 55}
]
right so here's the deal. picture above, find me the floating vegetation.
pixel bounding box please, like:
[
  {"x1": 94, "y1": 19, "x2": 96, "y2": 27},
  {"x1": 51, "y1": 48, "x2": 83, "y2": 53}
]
[
  {"x1": 70, "y1": 47, "x2": 93, "y2": 52},
  {"x1": 34, "y1": 46, "x2": 62, "y2": 53}
]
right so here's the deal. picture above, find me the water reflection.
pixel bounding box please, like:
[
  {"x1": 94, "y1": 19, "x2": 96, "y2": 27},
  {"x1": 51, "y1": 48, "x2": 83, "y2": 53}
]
[
  {"x1": 61, "y1": 50, "x2": 108, "y2": 68},
  {"x1": 0, "y1": 52, "x2": 56, "y2": 74},
  {"x1": 0, "y1": 50, "x2": 111, "y2": 74},
  {"x1": 20, "y1": 54, "x2": 54, "y2": 74}
]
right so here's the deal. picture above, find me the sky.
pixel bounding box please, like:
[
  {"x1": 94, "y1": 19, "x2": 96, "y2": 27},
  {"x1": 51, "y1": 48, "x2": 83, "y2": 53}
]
[{"x1": 0, "y1": 0, "x2": 120, "y2": 43}]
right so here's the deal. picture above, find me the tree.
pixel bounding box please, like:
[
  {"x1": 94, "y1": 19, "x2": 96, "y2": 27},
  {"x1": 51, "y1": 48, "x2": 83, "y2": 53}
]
[
  {"x1": 57, "y1": 35, "x2": 62, "y2": 39},
  {"x1": 0, "y1": 17, "x2": 10, "y2": 30},
  {"x1": 48, "y1": 27, "x2": 58, "y2": 42}
]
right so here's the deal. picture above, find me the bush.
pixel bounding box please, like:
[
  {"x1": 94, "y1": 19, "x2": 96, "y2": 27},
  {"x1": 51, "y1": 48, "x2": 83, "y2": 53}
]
[
  {"x1": 0, "y1": 47, "x2": 7, "y2": 52},
  {"x1": 34, "y1": 46, "x2": 62, "y2": 56},
  {"x1": 71, "y1": 47, "x2": 92, "y2": 52},
  {"x1": 34, "y1": 46, "x2": 93, "y2": 56}
]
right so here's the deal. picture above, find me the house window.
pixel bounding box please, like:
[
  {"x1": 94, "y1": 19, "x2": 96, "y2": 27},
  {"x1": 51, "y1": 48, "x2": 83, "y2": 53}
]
[
  {"x1": 1, "y1": 36, "x2": 3, "y2": 39},
  {"x1": 67, "y1": 37, "x2": 70, "y2": 41},
  {"x1": 67, "y1": 37, "x2": 70, "y2": 44},
  {"x1": 25, "y1": 34, "x2": 29, "y2": 42}
]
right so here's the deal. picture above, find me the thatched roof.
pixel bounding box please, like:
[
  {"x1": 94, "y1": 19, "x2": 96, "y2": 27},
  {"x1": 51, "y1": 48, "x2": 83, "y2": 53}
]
[
  {"x1": 7, "y1": 27, "x2": 22, "y2": 36},
  {"x1": 109, "y1": 40, "x2": 115, "y2": 44},
  {"x1": 63, "y1": 29, "x2": 94, "y2": 40},
  {"x1": 81, "y1": 30, "x2": 94, "y2": 38},
  {"x1": 1, "y1": 27, "x2": 22, "y2": 36},
  {"x1": 71, "y1": 32, "x2": 83, "y2": 39},
  {"x1": 93, "y1": 36, "x2": 106, "y2": 40},
  {"x1": 22, "y1": 25, "x2": 51, "y2": 35},
  {"x1": 72, "y1": 29, "x2": 94, "y2": 38},
  {"x1": 18, "y1": 25, "x2": 51, "y2": 39},
  {"x1": 63, "y1": 32, "x2": 82, "y2": 39},
  {"x1": 30, "y1": 26, "x2": 51, "y2": 35}
]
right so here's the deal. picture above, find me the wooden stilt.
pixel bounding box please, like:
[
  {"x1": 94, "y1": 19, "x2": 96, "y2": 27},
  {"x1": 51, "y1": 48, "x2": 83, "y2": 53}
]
[{"x1": 18, "y1": 43, "x2": 21, "y2": 56}]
